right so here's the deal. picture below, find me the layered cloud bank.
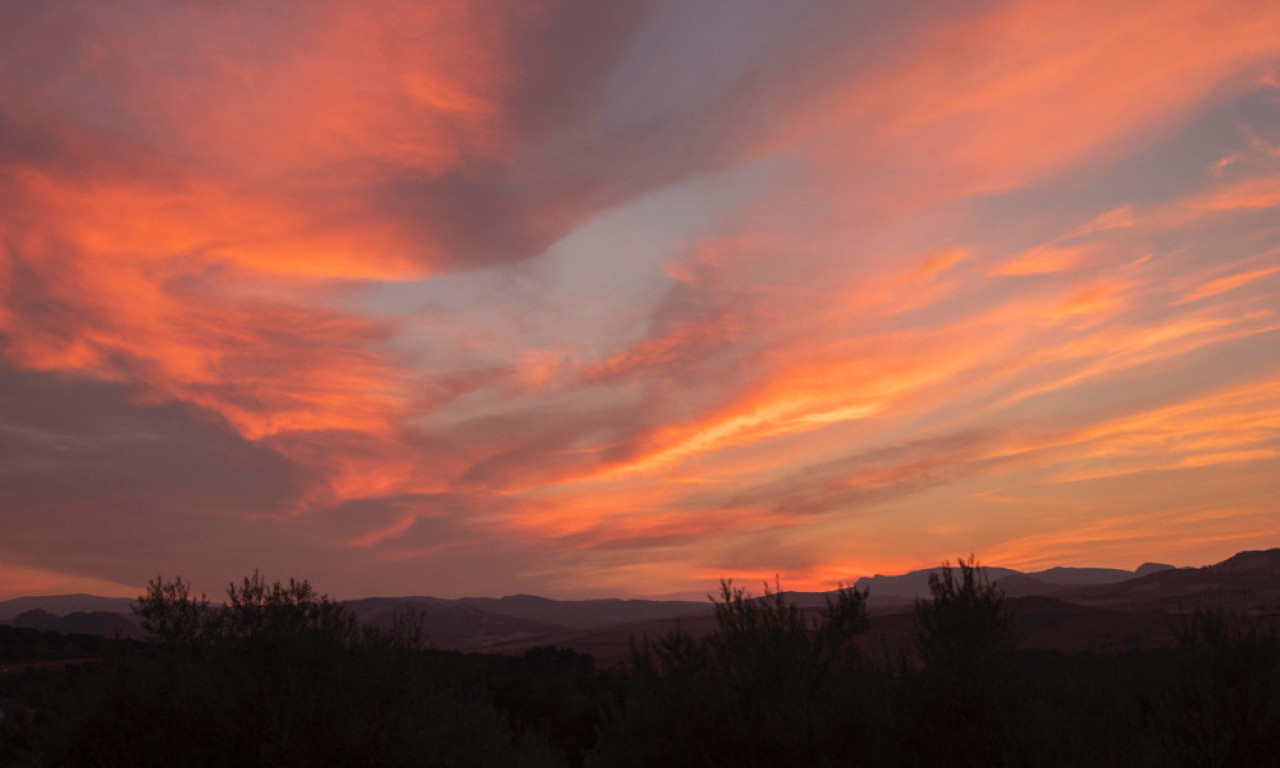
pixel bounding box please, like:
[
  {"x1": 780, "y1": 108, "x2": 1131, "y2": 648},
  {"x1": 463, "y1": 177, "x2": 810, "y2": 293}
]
[{"x1": 2, "y1": 0, "x2": 1279, "y2": 598}]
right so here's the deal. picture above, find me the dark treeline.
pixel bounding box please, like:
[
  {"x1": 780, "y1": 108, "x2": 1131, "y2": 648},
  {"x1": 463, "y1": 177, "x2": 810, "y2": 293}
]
[{"x1": 2, "y1": 561, "x2": 1278, "y2": 767}]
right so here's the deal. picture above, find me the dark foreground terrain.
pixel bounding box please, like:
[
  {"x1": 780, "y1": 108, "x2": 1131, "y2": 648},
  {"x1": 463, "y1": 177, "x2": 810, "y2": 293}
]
[{"x1": 2, "y1": 553, "x2": 1279, "y2": 767}]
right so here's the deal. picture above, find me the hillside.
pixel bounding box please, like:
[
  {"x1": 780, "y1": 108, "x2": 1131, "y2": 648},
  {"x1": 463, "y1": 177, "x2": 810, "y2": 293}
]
[
  {"x1": 482, "y1": 548, "x2": 1280, "y2": 663},
  {"x1": 4, "y1": 549, "x2": 1273, "y2": 654},
  {"x1": 7, "y1": 609, "x2": 147, "y2": 640},
  {"x1": 342, "y1": 597, "x2": 567, "y2": 649},
  {"x1": 1057, "y1": 548, "x2": 1280, "y2": 613},
  {"x1": 0, "y1": 594, "x2": 136, "y2": 622}
]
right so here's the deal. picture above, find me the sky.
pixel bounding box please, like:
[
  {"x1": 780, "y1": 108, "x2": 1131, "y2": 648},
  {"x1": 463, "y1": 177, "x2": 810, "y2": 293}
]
[{"x1": 2, "y1": 0, "x2": 1279, "y2": 601}]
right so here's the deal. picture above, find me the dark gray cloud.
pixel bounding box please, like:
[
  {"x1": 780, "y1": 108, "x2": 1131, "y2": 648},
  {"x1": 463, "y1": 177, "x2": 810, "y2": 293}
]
[
  {"x1": 0, "y1": 363, "x2": 313, "y2": 582},
  {"x1": 683, "y1": 429, "x2": 1003, "y2": 518}
]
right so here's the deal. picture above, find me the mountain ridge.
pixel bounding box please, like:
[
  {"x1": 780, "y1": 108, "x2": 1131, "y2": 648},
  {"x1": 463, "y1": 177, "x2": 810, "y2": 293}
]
[{"x1": 4, "y1": 550, "x2": 1271, "y2": 651}]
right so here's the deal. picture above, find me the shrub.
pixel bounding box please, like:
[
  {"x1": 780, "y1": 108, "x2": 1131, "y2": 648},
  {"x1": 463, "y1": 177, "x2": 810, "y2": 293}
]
[{"x1": 914, "y1": 555, "x2": 1010, "y2": 676}]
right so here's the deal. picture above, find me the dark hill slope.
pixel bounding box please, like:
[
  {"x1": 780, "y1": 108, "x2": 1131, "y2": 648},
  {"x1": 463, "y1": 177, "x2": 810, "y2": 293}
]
[
  {"x1": 1059, "y1": 548, "x2": 1280, "y2": 613},
  {"x1": 9, "y1": 609, "x2": 146, "y2": 640},
  {"x1": 341, "y1": 597, "x2": 566, "y2": 649},
  {"x1": 0, "y1": 595, "x2": 135, "y2": 622},
  {"x1": 453, "y1": 594, "x2": 712, "y2": 630}
]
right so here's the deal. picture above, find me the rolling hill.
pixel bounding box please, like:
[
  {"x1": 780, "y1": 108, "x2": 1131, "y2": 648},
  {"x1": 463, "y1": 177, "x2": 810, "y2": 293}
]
[{"x1": 3, "y1": 550, "x2": 1272, "y2": 655}]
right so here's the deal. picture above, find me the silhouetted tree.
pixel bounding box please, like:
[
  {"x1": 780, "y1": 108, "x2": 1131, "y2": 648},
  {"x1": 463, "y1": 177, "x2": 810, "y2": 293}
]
[
  {"x1": 914, "y1": 555, "x2": 1010, "y2": 676},
  {"x1": 906, "y1": 555, "x2": 1023, "y2": 766},
  {"x1": 134, "y1": 574, "x2": 209, "y2": 645},
  {"x1": 35, "y1": 571, "x2": 562, "y2": 767},
  {"x1": 15, "y1": 564, "x2": 1280, "y2": 768},
  {"x1": 591, "y1": 577, "x2": 881, "y2": 768},
  {"x1": 1159, "y1": 609, "x2": 1280, "y2": 766}
]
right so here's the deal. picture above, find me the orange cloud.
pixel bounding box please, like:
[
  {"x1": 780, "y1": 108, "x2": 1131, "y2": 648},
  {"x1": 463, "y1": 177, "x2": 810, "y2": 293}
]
[
  {"x1": 993, "y1": 244, "x2": 1096, "y2": 276},
  {"x1": 0, "y1": 1, "x2": 585, "y2": 520},
  {"x1": 0, "y1": 563, "x2": 140, "y2": 602},
  {"x1": 983, "y1": 504, "x2": 1280, "y2": 572},
  {"x1": 1182, "y1": 173, "x2": 1280, "y2": 214},
  {"x1": 768, "y1": 0, "x2": 1280, "y2": 210},
  {"x1": 1179, "y1": 265, "x2": 1280, "y2": 304}
]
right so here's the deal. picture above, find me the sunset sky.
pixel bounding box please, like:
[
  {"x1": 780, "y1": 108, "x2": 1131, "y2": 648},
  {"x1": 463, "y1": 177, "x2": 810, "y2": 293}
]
[{"x1": 2, "y1": 0, "x2": 1279, "y2": 601}]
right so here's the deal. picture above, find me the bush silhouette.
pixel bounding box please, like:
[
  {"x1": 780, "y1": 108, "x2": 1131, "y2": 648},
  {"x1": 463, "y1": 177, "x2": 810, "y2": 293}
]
[
  {"x1": 134, "y1": 574, "x2": 209, "y2": 645},
  {"x1": 43, "y1": 572, "x2": 561, "y2": 768},
  {"x1": 906, "y1": 555, "x2": 1023, "y2": 766},
  {"x1": 590, "y1": 577, "x2": 882, "y2": 768},
  {"x1": 914, "y1": 555, "x2": 1010, "y2": 676},
  {"x1": 8, "y1": 565, "x2": 1280, "y2": 767},
  {"x1": 1159, "y1": 609, "x2": 1280, "y2": 766}
]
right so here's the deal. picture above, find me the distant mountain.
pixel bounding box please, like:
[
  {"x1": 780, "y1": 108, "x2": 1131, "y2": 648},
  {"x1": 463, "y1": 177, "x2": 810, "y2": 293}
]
[
  {"x1": 0, "y1": 594, "x2": 136, "y2": 622},
  {"x1": 760, "y1": 591, "x2": 917, "y2": 615},
  {"x1": 0, "y1": 592, "x2": 704, "y2": 650},
  {"x1": 452, "y1": 594, "x2": 712, "y2": 631},
  {"x1": 482, "y1": 549, "x2": 1280, "y2": 662},
  {"x1": 1026, "y1": 567, "x2": 1136, "y2": 586},
  {"x1": 9, "y1": 609, "x2": 146, "y2": 639},
  {"x1": 856, "y1": 566, "x2": 1022, "y2": 600},
  {"x1": 1214, "y1": 548, "x2": 1280, "y2": 573},
  {"x1": 341, "y1": 597, "x2": 567, "y2": 649},
  {"x1": 856, "y1": 562, "x2": 1166, "y2": 600},
  {"x1": 1061, "y1": 548, "x2": 1280, "y2": 612},
  {"x1": 4, "y1": 550, "x2": 1269, "y2": 653},
  {"x1": 1, "y1": 596, "x2": 568, "y2": 651},
  {"x1": 992, "y1": 567, "x2": 1157, "y2": 598},
  {"x1": 338, "y1": 594, "x2": 714, "y2": 647},
  {"x1": 991, "y1": 574, "x2": 1071, "y2": 598}
]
